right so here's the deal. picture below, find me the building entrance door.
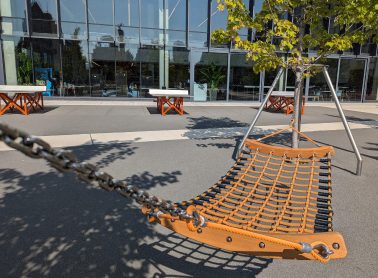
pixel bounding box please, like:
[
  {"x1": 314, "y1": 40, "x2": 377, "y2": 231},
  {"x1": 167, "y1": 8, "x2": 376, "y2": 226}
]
[{"x1": 337, "y1": 58, "x2": 367, "y2": 102}]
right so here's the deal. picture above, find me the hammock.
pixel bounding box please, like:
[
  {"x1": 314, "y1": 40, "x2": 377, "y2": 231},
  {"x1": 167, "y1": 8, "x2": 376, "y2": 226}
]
[
  {"x1": 0, "y1": 123, "x2": 347, "y2": 263},
  {"x1": 143, "y1": 125, "x2": 347, "y2": 263}
]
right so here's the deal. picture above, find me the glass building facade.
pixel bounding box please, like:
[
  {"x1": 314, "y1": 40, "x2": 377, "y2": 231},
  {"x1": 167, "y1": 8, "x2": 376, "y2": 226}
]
[{"x1": 0, "y1": 0, "x2": 377, "y2": 101}]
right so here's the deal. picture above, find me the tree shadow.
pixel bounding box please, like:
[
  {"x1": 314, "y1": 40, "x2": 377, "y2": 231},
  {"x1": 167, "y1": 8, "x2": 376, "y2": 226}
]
[
  {"x1": 0, "y1": 142, "x2": 272, "y2": 277},
  {"x1": 324, "y1": 114, "x2": 378, "y2": 124},
  {"x1": 70, "y1": 142, "x2": 138, "y2": 168},
  {"x1": 139, "y1": 233, "x2": 272, "y2": 278},
  {"x1": 362, "y1": 142, "x2": 378, "y2": 160},
  {"x1": 186, "y1": 116, "x2": 248, "y2": 130}
]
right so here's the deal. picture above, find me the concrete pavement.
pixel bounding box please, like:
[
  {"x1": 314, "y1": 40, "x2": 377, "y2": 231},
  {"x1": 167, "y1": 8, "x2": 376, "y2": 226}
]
[{"x1": 0, "y1": 102, "x2": 377, "y2": 277}]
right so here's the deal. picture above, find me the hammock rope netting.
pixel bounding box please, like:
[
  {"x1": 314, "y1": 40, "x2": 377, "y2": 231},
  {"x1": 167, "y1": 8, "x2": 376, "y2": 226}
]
[
  {"x1": 145, "y1": 127, "x2": 347, "y2": 263},
  {"x1": 0, "y1": 124, "x2": 347, "y2": 263}
]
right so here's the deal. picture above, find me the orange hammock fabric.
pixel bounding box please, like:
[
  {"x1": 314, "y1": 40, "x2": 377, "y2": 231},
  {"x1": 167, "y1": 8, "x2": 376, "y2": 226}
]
[{"x1": 146, "y1": 138, "x2": 347, "y2": 263}]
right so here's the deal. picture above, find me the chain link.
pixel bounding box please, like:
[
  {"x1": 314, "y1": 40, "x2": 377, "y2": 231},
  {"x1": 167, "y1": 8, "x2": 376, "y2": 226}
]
[{"x1": 0, "y1": 123, "x2": 195, "y2": 221}]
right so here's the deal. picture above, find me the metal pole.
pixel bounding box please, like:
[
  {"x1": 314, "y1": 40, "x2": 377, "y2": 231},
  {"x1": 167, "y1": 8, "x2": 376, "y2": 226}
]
[
  {"x1": 237, "y1": 67, "x2": 284, "y2": 154},
  {"x1": 322, "y1": 66, "x2": 363, "y2": 176}
]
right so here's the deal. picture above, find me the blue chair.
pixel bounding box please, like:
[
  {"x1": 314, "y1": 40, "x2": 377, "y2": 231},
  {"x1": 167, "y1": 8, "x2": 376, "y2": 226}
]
[{"x1": 42, "y1": 80, "x2": 52, "y2": 96}]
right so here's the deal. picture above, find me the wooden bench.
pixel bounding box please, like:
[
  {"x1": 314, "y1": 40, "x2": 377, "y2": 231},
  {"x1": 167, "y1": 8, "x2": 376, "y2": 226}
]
[
  {"x1": 0, "y1": 85, "x2": 47, "y2": 116},
  {"x1": 265, "y1": 91, "x2": 305, "y2": 115},
  {"x1": 149, "y1": 89, "x2": 189, "y2": 116}
]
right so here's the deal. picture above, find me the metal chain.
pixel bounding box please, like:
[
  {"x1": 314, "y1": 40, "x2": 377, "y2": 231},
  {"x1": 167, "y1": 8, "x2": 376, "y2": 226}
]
[{"x1": 0, "y1": 123, "x2": 195, "y2": 221}]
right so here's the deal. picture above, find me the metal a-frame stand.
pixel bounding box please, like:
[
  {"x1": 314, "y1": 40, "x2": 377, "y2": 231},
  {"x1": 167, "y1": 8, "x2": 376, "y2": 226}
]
[{"x1": 238, "y1": 65, "x2": 363, "y2": 176}]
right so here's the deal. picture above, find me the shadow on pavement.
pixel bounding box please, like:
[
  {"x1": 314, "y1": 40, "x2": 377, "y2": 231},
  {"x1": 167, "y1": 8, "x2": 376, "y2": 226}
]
[
  {"x1": 0, "y1": 142, "x2": 272, "y2": 277},
  {"x1": 186, "y1": 116, "x2": 248, "y2": 129},
  {"x1": 139, "y1": 233, "x2": 272, "y2": 278}
]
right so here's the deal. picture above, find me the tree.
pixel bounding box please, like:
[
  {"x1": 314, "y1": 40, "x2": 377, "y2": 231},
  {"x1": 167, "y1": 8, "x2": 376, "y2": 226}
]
[{"x1": 213, "y1": 0, "x2": 378, "y2": 147}]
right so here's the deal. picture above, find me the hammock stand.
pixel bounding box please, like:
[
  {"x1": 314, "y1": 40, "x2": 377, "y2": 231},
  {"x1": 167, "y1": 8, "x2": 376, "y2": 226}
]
[{"x1": 143, "y1": 124, "x2": 347, "y2": 263}]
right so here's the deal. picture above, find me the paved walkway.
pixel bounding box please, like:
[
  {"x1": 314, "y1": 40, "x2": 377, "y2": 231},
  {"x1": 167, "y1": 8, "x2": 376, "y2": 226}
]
[
  {"x1": 0, "y1": 102, "x2": 378, "y2": 277},
  {"x1": 1, "y1": 120, "x2": 376, "y2": 151}
]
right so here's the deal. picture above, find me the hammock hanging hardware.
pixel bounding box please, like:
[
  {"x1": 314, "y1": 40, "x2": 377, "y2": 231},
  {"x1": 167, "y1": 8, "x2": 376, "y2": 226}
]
[{"x1": 0, "y1": 123, "x2": 347, "y2": 263}]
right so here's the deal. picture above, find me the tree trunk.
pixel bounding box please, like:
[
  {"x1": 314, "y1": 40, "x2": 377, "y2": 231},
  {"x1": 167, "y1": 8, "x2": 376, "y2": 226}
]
[{"x1": 291, "y1": 66, "x2": 304, "y2": 148}]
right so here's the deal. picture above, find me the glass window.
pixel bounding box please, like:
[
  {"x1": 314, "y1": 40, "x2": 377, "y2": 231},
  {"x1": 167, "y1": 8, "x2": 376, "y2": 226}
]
[
  {"x1": 30, "y1": 0, "x2": 57, "y2": 19},
  {"x1": 89, "y1": 41, "x2": 116, "y2": 97},
  {"x1": 116, "y1": 25, "x2": 139, "y2": 44},
  {"x1": 168, "y1": 48, "x2": 189, "y2": 89},
  {"x1": 89, "y1": 24, "x2": 114, "y2": 42},
  {"x1": 237, "y1": 0, "x2": 252, "y2": 39},
  {"x1": 30, "y1": 0, "x2": 58, "y2": 36},
  {"x1": 254, "y1": 0, "x2": 263, "y2": 15},
  {"x1": 115, "y1": 0, "x2": 139, "y2": 27},
  {"x1": 167, "y1": 0, "x2": 186, "y2": 30},
  {"x1": 308, "y1": 58, "x2": 338, "y2": 101},
  {"x1": 210, "y1": 0, "x2": 226, "y2": 31},
  {"x1": 60, "y1": 0, "x2": 86, "y2": 22},
  {"x1": 229, "y1": 53, "x2": 260, "y2": 101},
  {"x1": 1, "y1": 36, "x2": 31, "y2": 85},
  {"x1": 32, "y1": 38, "x2": 61, "y2": 96},
  {"x1": 194, "y1": 52, "x2": 228, "y2": 101},
  {"x1": 61, "y1": 22, "x2": 87, "y2": 40},
  {"x1": 166, "y1": 0, "x2": 186, "y2": 46},
  {"x1": 139, "y1": 47, "x2": 160, "y2": 92},
  {"x1": 0, "y1": 0, "x2": 26, "y2": 18},
  {"x1": 338, "y1": 59, "x2": 365, "y2": 101},
  {"x1": 87, "y1": 0, "x2": 113, "y2": 25},
  {"x1": 366, "y1": 57, "x2": 378, "y2": 101},
  {"x1": 166, "y1": 30, "x2": 186, "y2": 46},
  {"x1": 0, "y1": 17, "x2": 28, "y2": 36},
  {"x1": 115, "y1": 45, "x2": 140, "y2": 97},
  {"x1": 189, "y1": 0, "x2": 208, "y2": 47},
  {"x1": 141, "y1": 28, "x2": 163, "y2": 45},
  {"x1": 210, "y1": 0, "x2": 228, "y2": 47},
  {"x1": 141, "y1": 0, "x2": 163, "y2": 28},
  {"x1": 62, "y1": 40, "x2": 90, "y2": 96}
]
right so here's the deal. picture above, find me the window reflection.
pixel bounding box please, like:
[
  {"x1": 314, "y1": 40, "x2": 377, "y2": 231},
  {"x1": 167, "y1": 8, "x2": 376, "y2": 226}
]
[
  {"x1": 0, "y1": 18, "x2": 27, "y2": 36},
  {"x1": 168, "y1": 48, "x2": 189, "y2": 89},
  {"x1": 210, "y1": 0, "x2": 228, "y2": 47},
  {"x1": 338, "y1": 59, "x2": 365, "y2": 101},
  {"x1": 60, "y1": 0, "x2": 86, "y2": 22},
  {"x1": 32, "y1": 38, "x2": 61, "y2": 96},
  {"x1": 189, "y1": 0, "x2": 208, "y2": 47},
  {"x1": 89, "y1": 24, "x2": 114, "y2": 42},
  {"x1": 139, "y1": 47, "x2": 160, "y2": 92},
  {"x1": 0, "y1": 0, "x2": 26, "y2": 18},
  {"x1": 167, "y1": 0, "x2": 186, "y2": 30},
  {"x1": 1, "y1": 36, "x2": 31, "y2": 85},
  {"x1": 61, "y1": 23, "x2": 87, "y2": 40},
  {"x1": 62, "y1": 40, "x2": 90, "y2": 96},
  {"x1": 89, "y1": 41, "x2": 116, "y2": 96},
  {"x1": 366, "y1": 58, "x2": 378, "y2": 101},
  {"x1": 141, "y1": 0, "x2": 163, "y2": 28},
  {"x1": 229, "y1": 53, "x2": 260, "y2": 101},
  {"x1": 166, "y1": 0, "x2": 186, "y2": 46},
  {"x1": 60, "y1": 0, "x2": 87, "y2": 39},
  {"x1": 194, "y1": 52, "x2": 228, "y2": 101},
  {"x1": 115, "y1": 45, "x2": 140, "y2": 97},
  {"x1": 87, "y1": 0, "x2": 113, "y2": 25},
  {"x1": 114, "y1": 0, "x2": 139, "y2": 27},
  {"x1": 30, "y1": 0, "x2": 58, "y2": 36},
  {"x1": 308, "y1": 59, "x2": 338, "y2": 101}
]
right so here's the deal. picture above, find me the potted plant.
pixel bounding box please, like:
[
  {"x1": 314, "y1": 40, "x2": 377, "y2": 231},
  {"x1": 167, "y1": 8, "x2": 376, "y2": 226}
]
[
  {"x1": 17, "y1": 51, "x2": 32, "y2": 85},
  {"x1": 200, "y1": 63, "x2": 226, "y2": 101}
]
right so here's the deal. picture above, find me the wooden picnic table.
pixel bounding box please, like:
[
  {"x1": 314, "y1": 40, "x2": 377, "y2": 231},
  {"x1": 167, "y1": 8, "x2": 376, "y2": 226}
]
[
  {"x1": 265, "y1": 91, "x2": 305, "y2": 115},
  {"x1": 149, "y1": 89, "x2": 189, "y2": 116},
  {"x1": 0, "y1": 85, "x2": 46, "y2": 116}
]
